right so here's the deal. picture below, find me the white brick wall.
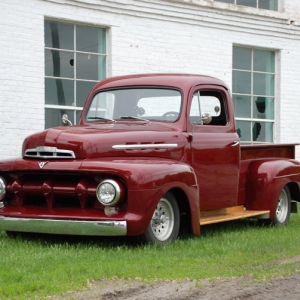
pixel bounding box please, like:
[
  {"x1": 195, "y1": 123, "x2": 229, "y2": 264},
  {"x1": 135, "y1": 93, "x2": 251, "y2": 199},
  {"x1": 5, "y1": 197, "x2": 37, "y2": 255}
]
[
  {"x1": 1, "y1": 0, "x2": 300, "y2": 159},
  {"x1": 0, "y1": 0, "x2": 44, "y2": 158},
  {"x1": 281, "y1": 0, "x2": 300, "y2": 21}
]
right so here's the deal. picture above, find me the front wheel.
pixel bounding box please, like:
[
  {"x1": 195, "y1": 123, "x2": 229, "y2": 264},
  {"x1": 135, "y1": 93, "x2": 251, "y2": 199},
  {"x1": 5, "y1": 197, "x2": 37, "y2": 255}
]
[
  {"x1": 142, "y1": 192, "x2": 180, "y2": 245},
  {"x1": 271, "y1": 186, "x2": 291, "y2": 226}
]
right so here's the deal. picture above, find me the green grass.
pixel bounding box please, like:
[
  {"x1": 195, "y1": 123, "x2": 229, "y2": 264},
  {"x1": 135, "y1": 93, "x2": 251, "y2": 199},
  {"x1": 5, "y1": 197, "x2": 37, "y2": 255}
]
[{"x1": 1, "y1": 213, "x2": 300, "y2": 299}]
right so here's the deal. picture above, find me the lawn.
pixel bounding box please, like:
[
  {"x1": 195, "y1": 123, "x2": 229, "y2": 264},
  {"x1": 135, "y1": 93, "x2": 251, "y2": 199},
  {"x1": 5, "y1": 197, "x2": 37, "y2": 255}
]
[{"x1": 1, "y1": 212, "x2": 300, "y2": 299}]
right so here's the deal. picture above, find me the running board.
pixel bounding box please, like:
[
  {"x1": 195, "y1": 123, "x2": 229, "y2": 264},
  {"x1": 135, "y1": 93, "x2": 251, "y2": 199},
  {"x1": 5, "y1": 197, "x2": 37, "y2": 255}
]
[{"x1": 200, "y1": 205, "x2": 270, "y2": 226}]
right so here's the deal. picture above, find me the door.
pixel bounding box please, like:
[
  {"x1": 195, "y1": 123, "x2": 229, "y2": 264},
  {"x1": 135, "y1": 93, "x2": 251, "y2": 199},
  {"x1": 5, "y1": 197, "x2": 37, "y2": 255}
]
[{"x1": 188, "y1": 88, "x2": 240, "y2": 211}]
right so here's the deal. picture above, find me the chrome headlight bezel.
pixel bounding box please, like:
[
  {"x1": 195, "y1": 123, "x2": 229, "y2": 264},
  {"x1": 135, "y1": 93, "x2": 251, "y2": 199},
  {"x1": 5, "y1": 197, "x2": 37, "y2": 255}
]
[
  {"x1": 0, "y1": 177, "x2": 6, "y2": 201},
  {"x1": 96, "y1": 179, "x2": 122, "y2": 206}
]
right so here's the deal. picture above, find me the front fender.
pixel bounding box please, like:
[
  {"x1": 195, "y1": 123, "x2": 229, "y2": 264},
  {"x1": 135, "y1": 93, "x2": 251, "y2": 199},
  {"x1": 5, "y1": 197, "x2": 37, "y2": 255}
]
[
  {"x1": 80, "y1": 158, "x2": 199, "y2": 235},
  {"x1": 246, "y1": 159, "x2": 300, "y2": 218}
]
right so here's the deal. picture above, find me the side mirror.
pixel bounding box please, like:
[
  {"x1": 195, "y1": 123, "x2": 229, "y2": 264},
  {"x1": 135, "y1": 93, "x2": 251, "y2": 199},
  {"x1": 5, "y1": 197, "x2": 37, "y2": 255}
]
[
  {"x1": 201, "y1": 113, "x2": 212, "y2": 125},
  {"x1": 62, "y1": 114, "x2": 73, "y2": 126}
]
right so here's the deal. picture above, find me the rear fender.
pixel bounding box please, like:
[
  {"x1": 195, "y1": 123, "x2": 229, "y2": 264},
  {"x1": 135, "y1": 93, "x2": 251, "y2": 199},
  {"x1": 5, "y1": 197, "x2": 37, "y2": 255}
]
[{"x1": 245, "y1": 159, "x2": 300, "y2": 218}]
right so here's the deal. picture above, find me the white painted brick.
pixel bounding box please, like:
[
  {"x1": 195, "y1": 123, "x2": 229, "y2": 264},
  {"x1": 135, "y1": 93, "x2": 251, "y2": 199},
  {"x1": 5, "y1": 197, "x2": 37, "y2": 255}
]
[{"x1": 1, "y1": 0, "x2": 300, "y2": 159}]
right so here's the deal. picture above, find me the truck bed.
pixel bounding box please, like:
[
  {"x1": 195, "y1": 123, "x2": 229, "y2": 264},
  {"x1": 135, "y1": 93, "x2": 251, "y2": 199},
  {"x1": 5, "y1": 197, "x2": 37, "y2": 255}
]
[
  {"x1": 237, "y1": 143, "x2": 298, "y2": 206},
  {"x1": 241, "y1": 143, "x2": 297, "y2": 161}
]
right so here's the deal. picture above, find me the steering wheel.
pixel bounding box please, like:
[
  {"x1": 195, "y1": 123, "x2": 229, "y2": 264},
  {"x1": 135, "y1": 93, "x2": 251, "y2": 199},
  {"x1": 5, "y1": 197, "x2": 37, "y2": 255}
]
[{"x1": 162, "y1": 111, "x2": 179, "y2": 118}]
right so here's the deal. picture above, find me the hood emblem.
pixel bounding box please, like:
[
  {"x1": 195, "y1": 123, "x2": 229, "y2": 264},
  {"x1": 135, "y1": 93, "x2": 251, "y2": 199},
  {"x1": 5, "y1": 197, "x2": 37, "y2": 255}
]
[{"x1": 38, "y1": 161, "x2": 48, "y2": 169}]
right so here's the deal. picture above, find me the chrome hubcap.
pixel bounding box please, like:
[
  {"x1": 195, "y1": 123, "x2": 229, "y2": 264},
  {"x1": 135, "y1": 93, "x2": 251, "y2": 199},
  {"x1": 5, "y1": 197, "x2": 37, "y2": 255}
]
[
  {"x1": 150, "y1": 198, "x2": 174, "y2": 241},
  {"x1": 276, "y1": 189, "x2": 288, "y2": 223}
]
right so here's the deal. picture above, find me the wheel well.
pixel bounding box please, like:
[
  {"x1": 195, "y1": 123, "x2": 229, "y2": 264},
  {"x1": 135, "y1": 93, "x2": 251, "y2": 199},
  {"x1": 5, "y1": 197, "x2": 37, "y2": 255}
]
[
  {"x1": 169, "y1": 188, "x2": 192, "y2": 233},
  {"x1": 287, "y1": 182, "x2": 300, "y2": 202}
]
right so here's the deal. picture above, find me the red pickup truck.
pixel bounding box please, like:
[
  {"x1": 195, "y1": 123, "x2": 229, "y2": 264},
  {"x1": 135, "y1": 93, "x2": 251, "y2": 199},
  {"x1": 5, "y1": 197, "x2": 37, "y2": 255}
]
[{"x1": 0, "y1": 74, "x2": 300, "y2": 244}]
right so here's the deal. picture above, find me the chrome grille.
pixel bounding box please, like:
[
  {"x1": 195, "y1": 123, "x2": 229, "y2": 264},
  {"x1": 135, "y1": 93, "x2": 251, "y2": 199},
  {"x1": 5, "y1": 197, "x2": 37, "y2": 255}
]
[
  {"x1": 24, "y1": 146, "x2": 75, "y2": 159},
  {"x1": 6, "y1": 174, "x2": 98, "y2": 210}
]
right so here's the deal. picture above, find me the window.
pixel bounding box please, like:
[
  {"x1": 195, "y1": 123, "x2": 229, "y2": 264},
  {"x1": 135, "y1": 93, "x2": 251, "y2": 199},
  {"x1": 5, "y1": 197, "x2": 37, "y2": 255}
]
[
  {"x1": 232, "y1": 46, "x2": 275, "y2": 143},
  {"x1": 190, "y1": 91, "x2": 227, "y2": 126},
  {"x1": 44, "y1": 20, "x2": 106, "y2": 128},
  {"x1": 215, "y1": 0, "x2": 278, "y2": 11},
  {"x1": 86, "y1": 88, "x2": 182, "y2": 122}
]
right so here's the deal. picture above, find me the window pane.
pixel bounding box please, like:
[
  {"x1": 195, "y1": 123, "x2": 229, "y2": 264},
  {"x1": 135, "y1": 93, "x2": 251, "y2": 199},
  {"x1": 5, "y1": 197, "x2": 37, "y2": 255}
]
[
  {"x1": 76, "y1": 53, "x2": 106, "y2": 81},
  {"x1": 253, "y1": 121, "x2": 273, "y2": 142},
  {"x1": 45, "y1": 78, "x2": 74, "y2": 106},
  {"x1": 45, "y1": 108, "x2": 75, "y2": 129},
  {"x1": 87, "y1": 92, "x2": 115, "y2": 120},
  {"x1": 232, "y1": 71, "x2": 251, "y2": 94},
  {"x1": 200, "y1": 96, "x2": 221, "y2": 116},
  {"x1": 139, "y1": 95, "x2": 181, "y2": 122},
  {"x1": 253, "y1": 97, "x2": 274, "y2": 119},
  {"x1": 236, "y1": 0, "x2": 257, "y2": 7},
  {"x1": 236, "y1": 121, "x2": 251, "y2": 142},
  {"x1": 76, "y1": 81, "x2": 97, "y2": 107},
  {"x1": 190, "y1": 93, "x2": 201, "y2": 122},
  {"x1": 259, "y1": 0, "x2": 277, "y2": 10},
  {"x1": 45, "y1": 20, "x2": 74, "y2": 50},
  {"x1": 76, "y1": 110, "x2": 82, "y2": 124},
  {"x1": 76, "y1": 25, "x2": 106, "y2": 54},
  {"x1": 253, "y1": 49, "x2": 275, "y2": 72},
  {"x1": 233, "y1": 46, "x2": 275, "y2": 143},
  {"x1": 215, "y1": 0, "x2": 234, "y2": 3},
  {"x1": 87, "y1": 89, "x2": 181, "y2": 122},
  {"x1": 253, "y1": 73, "x2": 274, "y2": 96},
  {"x1": 45, "y1": 49, "x2": 74, "y2": 78},
  {"x1": 45, "y1": 20, "x2": 106, "y2": 129},
  {"x1": 232, "y1": 95, "x2": 251, "y2": 118},
  {"x1": 233, "y1": 47, "x2": 252, "y2": 70}
]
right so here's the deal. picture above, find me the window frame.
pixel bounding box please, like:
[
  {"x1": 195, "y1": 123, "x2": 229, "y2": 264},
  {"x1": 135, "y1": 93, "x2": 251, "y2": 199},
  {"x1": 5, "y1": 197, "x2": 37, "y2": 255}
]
[
  {"x1": 189, "y1": 90, "x2": 228, "y2": 126},
  {"x1": 215, "y1": 0, "x2": 278, "y2": 11},
  {"x1": 232, "y1": 45, "x2": 277, "y2": 144},
  {"x1": 44, "y1": 19, "x2": 107, "y2": 129}
]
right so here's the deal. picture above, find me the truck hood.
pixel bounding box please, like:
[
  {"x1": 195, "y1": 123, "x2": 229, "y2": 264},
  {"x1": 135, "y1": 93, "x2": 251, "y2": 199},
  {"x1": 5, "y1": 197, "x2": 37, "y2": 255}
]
[{"x1": 22, "y1": 123, "x2": 185, "y2": 160}]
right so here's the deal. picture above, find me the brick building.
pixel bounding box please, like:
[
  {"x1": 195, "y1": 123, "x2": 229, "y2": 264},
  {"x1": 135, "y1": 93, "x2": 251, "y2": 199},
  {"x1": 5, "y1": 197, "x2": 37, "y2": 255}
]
[{"x1": 1, "y1": 0, "x2": 300, "y2": 159}]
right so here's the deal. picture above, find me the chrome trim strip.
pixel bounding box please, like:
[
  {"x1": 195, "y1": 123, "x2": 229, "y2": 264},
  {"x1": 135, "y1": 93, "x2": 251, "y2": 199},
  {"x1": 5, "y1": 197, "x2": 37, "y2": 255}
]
[
  {"x1": 24, "y1": 147, "x2": 76, "y2": 159},
  {"x1": 112, "y1": 143, "x2": 178, "y2": 150},
  {"x1": 0, "y1": 216, "x2": 127, "y2": 236}
]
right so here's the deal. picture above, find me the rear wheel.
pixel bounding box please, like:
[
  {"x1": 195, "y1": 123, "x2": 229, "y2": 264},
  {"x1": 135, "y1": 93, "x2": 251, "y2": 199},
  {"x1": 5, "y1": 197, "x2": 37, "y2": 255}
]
[
  {"x1": 272, "y1": 186, "x2": 291, "y2": 226},
  {"x1": 142, "y1": 192, "x2": 180, "y2": 245},
  {"x1": 258, "y1": 186, "x2": 291, "y2": 227}
]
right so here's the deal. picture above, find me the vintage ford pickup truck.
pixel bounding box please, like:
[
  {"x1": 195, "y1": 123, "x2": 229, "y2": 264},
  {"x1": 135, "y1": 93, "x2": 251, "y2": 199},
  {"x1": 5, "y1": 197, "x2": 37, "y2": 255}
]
[{"x1": 0, "y1": 74, "x2": 300, "y2": 244}]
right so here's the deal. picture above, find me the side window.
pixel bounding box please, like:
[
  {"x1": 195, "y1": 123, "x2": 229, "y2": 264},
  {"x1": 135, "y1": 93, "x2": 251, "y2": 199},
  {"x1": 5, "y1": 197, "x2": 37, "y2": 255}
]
[{"x1": 190, "y1": 91, "x2": 227, "y2": 126}]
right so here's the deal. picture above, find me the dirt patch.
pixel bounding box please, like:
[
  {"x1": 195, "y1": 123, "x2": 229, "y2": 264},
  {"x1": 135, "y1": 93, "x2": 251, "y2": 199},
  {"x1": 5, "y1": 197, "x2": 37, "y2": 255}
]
[{"x1": 56, "y1": 273, "x2": 300, "y2": 300}]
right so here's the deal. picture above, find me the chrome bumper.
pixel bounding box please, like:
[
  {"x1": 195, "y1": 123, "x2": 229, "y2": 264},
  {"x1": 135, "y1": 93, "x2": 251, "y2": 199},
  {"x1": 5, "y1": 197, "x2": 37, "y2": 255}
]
[{"x1": 0, "y1": 216, "x2": 127, "y2": 236}]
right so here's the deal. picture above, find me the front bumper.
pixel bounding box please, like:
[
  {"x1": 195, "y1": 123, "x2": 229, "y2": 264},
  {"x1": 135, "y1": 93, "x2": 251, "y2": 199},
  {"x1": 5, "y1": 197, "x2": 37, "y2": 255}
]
[{"x1": 0, "y1": 216, "x2": 127, "y2": 236}]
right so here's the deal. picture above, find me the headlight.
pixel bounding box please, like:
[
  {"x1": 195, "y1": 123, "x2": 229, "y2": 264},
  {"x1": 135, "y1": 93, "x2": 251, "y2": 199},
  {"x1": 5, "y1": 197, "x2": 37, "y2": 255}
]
[
  {"x1": 96, "y1": 179, "x2": 123, "y2": 206},
  {"x1": 0, "y1": 177, "x2": 6, "y2": 201}
]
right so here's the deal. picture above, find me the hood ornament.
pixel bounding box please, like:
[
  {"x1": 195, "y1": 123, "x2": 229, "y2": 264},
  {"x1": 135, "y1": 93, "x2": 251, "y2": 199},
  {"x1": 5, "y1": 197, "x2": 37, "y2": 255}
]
[{"x1": 38, "y1": 161, "x2": 48, "y2": 169}]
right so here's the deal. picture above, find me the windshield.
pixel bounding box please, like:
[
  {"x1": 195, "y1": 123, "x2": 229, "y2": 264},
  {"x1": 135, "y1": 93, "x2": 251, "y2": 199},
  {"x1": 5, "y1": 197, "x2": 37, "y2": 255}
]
[{"x1": 86, "y1": 88, "x2": 182, "y2": 122}]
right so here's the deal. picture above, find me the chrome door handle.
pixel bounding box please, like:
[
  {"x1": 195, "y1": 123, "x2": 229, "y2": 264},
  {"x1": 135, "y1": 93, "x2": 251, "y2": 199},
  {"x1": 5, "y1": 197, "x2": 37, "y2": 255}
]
[{"x1": 231, "y1": 141, "x2": 240, "y2": 147}]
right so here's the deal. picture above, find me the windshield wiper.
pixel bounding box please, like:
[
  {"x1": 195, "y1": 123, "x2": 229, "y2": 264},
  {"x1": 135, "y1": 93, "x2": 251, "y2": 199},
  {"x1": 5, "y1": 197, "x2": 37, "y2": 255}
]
[
  {"x1": 119, "y1": 116, "x2": 150, "y2": 123},
  {"x1": 87, "y1": 117, "x2": 115, "y2": 123}
]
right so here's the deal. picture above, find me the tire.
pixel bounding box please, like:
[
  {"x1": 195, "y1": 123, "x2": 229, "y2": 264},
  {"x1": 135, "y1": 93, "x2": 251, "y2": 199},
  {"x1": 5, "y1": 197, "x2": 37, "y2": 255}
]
[
  {"x1": 142, "y1": 192, "x2": 180, "y2": 245},
  {"x1": 271, "y1": 186, "x2": 291, "y2": 226}
]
